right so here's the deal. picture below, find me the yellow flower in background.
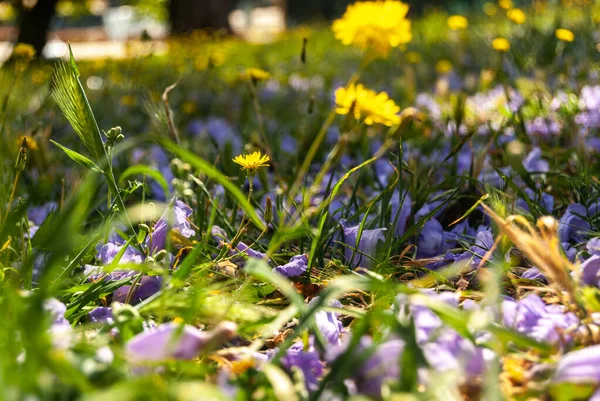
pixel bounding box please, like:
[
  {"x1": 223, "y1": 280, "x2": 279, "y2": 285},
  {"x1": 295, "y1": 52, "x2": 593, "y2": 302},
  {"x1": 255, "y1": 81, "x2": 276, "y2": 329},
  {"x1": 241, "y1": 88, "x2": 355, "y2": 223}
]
[
  {"x1": 481, "y1": 69, "x2": 496, "y2": 85},
  {"x1": 182, "y1": 101, "x2": 197, "y2": 114},
  {"x1": 556, "y1": 28, "x2": 575, "y2": 42},
  {"x1": 483, "y1": 2, "x2": 498, "y2": 16},
  {"x1": 13, "y1": 43, "x2": 35, "y2": 60},
  {"x1": 195, "y1": 55, "x2": 209, "y2": 71},
  {"x1": 447, "y1": 15, "x2": 469, "y2": 30},
  {"x1": 0, "y1": 2, "x2": 15, "y2": 21},
  {"x1": 498, "y1": 0, "x2": 513, "y2": 9},
  {"x1": 56, "y1": 0, "x2": 75, "y2": 17},
  {"x1": 17, "y1": 135, "x2": 38, "y2": 151},
  {"x1": 332, "y1": 1, "x2": 412, "y2": 58},
  {"x1": 233, "y1": 151, "x2": 271, "y2": 172},
  {"x1": 210, "y1": 49, "x2": 227, "y2": 66},
  {"x1": 243, "y1": 68, "x2": 270, "y2": 83},
  {"x1": 492, "y1": 37, "x2": 511, "y2": 52},
  {"x1": 435, "y1": 59, "x2": 453, "y2": 74},
  {"x1": 507, "y1": 8, "x2": 526, "y2": 24},
  {"x1": 120, "y1": 95, "x2": 136, "y2": 107},
  {"x1": 335, "y1": 84, "x2": 400, "y2": 127},
  {"x1": 406, "y1": 51, "x2": 422, "y2": 64}
]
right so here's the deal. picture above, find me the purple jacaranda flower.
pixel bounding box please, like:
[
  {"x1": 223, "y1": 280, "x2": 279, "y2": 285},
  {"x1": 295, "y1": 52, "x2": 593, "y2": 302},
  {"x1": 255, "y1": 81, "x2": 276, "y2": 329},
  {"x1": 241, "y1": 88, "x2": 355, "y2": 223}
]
[
  {"x1": 516, "y1": 188, "x2": 554, "y2": 213},
  {"x1": 579, "y1": 255, "x2": 600, "y2": 287},
  {"x1": 421, "y1": 329, "x2": 490, "y2": 378},
  {"x1": 326, "y1": 126, "x2": 340, "y2": 145},
  {"x1": 113, "y1": 275, "x2": 163, "y2": 305},
  {"x1": 126, "y1": 321, "x2": 237, "y2": 363},
  {"x1": 280, "y1": 340, "x2": 324, "y2": 392},
  {"x1": 352, "y1": 337, "x2": 405, "y2": 398},
  {"x1": 558, "y1": 204, "x2": 591, "y2": 243},
  {"x1": 588, "y1": 238, "x2": 600, "y2": 256},
  {"x1": 415, "y1": 93, "x2": 442, "y2": 121},
  {"x1": 44, "y1": 298, "x2": 69, "y2": 326},
  {"x1": 550, "y1": 91, "x2": 569, "y2": 111},
  {"x1": 189, "y1": 117, "x2": 242, "y2": 153},
  {"x1": 211, "y1": 225, "x2": 267, "y2": 259},
  {"x1": 309, "y1": 298, "x2": 344, "y2": 346},
  {"x1": 417, "y1": 218, "x2": 445, "y2": 258},
  {"x1": 89, "y1": 307, "x2": 114, "y2": 324},
  {"x1": 526, "y1": 117, "x2": 561, "y2": 138},
  {"x1": 417, "y1": 219, "x2": 474, "y2": 262},
  {"x1": 522, "y1": 267, "x2": 547, "y2": 282},
  {"x1": 396, "y1": 291, "x2": 494, "y2": 379},
  {"x1": 235, "y1": 242, "x2": 267, "y2": 259},
  {"x1": 575, "y1": 86, "x2": 600, "y2": 128},
  {"x1": 453, "y1": 229, "x2": 494, "y2": 270},
  {"x1": 148, "y1": 146, "x2": 174, "y2": 201},
  {"x1": 27, "y1": 202, "x2": 58, "y2": 238},
  {"x1": 44, "y1": 298, "x2": 72, "y2": 348},
  {"x1": 281, "y1": 134, "x2": 297, "y2": 154},
  {"x1": 391, "y1": 192, "x2": 412, "y2": 237},
  {"x1": 147, "y1": 200, "x2": 195, "y2": 254},
  {"x1": 273, "y1": 255, "x2": 308, "y2": 277},
  {"x1": 563, "y1": 243, "x2": 578, "y2": 262},
  {"x1": 28, "y1": 202, "x2": 57, "y2": 226},
  {"x1": 426, "y1": 251, "x2": 460, "y2": 270},
  {"x1": 97, "y1": 242, "x2": 144, "y2": 265},
  {"x1": 398, "y1": 291, "x2": 459, "y2": 343},
  {"x1": 414, "y1": 192, "x2": 449, "y2": 222},
  {"x1": 502, "y1": 294, "x2": 579, "y2": 346},
  {"x1": 553, "y1": 344, "x2": 600, "y2": 384},
  {"x1": 523, "y1": 147, "x2": 549, "y2": 174},
  {"x1": 508, "y1": 90, "x2": 525, "y2": 113},
  {"x1": 341, "y1": 222, "x2": 386, "y2": 269},
  {"x1": 456, "y1": 145, "x2": 473, "y2": 175}
]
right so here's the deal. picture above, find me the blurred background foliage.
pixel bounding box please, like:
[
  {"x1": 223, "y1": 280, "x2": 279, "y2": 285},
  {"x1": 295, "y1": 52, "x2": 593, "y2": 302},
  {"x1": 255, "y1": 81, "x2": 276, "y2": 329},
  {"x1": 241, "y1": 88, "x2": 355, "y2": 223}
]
[{"x1": 3, "y1": 0, "x2": 596, "y2": 61}]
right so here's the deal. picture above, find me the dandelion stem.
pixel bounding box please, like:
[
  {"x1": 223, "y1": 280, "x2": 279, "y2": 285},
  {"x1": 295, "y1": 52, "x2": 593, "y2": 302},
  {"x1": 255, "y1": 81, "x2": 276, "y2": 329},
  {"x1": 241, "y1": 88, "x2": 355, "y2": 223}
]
[
  {"x1": 5, "y1": 170, "x2": 20, "y2": 221},
  {"x1": 247, "y1": 81, "x2": 276, "y2": 171}
]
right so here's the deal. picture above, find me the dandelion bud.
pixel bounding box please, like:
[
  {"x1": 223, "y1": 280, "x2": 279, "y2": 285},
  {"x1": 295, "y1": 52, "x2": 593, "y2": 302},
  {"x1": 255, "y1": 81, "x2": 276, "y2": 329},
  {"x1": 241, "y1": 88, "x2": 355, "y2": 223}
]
[
  {"x1": 15, "y1": 139, "x2": 28, "y2": 172},
  {"x1": 300, "y1": 37, "x2": 308, "y2": 64},
  {"x1": 264, "y1": 196, "x2": 273, "y2": 224},
  {"x1": 229, "y1": 226, "x2": 248, "y2": 250}
]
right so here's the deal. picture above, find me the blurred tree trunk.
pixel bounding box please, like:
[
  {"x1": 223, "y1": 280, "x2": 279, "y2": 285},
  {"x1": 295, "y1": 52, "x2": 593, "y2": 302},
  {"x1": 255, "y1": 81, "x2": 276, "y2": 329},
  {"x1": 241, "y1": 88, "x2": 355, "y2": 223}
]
[
  {"x1": 169, "y1": 0, "x2": 237, "y2": 34},
  {"x1": 286, "y1": 0, "x2": 349, "y2": 23},
  {"x1": 15, "y1": 0, "x2": 59, "y2": 58}
]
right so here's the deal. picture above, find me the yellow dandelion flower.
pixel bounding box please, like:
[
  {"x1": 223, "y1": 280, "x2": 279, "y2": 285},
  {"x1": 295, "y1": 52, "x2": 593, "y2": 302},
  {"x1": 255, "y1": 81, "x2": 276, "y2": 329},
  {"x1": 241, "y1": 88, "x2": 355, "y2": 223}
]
[
  {"x1": 483, "y1": 2, "x2": 498, "y2": 16},
  {"x1": 56, "y1": 0, "x2": 75, "y2": 17},
  {"x1": 120, "y1": 95, "x2": 136, "y2": 107},
  {"x1": 435, "y1": 59, "x2": 453, "y2": 74},
  {"x1": 13, "y1": 43, "x2": 35, "y2": 60},
  {"x1": 406, "y1": 51, "x2": 421, "y2": 64},
  {"x1": 498, "y1": 0, "x2": 513, "y2": 10},
  {"x1": 182, "y1": 101, "x2": 197, "y2": 114},
  {"x1": 0, "y1": 3, "x2": 15, "y2": 21},
  {"x1": 556, "y1": 28, "x2": 575, "y2": 42},
  {"x1": 447, "y1": 15, "x2": 469, "y2": 30},
  {"x1": 195, "y1": 55, "x2": 209, "y2": 71},
  {"x1": 332, "y1": 1, "x2": 412, "y2": 58},
  {"x1": 492, "y1": 37, "x2": 511, "y2": 52},
  {"x1": 233, "y1": 151, "x2": 271, "y2": 172},
  {"x1": 243, "y1": 68, "x2": 270, "y2": 83},
  {"x1": 210, "y1": 49, "x2": 227, "y2": 66},
  {"x1": 507, "y1": 8, "x2": 526, "y2": 24},
  {"x1": 335, "y1": 84, "x2": 400, "y2": 127},
  {"x1": 17, "y1": 135, "x2": 38, "y2": 151}
]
